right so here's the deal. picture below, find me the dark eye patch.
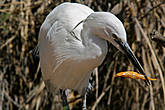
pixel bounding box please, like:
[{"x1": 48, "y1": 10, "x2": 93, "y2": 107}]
[
  {"x1": 112, "y1": 34, "x2": 123, "y2": 45},
  {"x1": 112, "y1": 34, "x2": 118, "y2": 40}
]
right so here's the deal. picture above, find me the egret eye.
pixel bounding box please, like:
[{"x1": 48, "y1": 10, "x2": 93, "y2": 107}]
[
  {"x1": 112, "y1": 34, "x2": 120, "y2": 42},
  {"x1": 112, "y1": 34, "x2": 118, "y2": 40},
  {"x1": 111, "y1": 34, "x2": 123, "y2": 47}
]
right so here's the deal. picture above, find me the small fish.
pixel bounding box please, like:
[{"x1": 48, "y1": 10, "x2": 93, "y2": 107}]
[{"x1": 115, "y1": 71, "x2": 156, "y2": 81}]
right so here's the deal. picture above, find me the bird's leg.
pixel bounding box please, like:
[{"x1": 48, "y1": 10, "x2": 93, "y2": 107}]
[
  {"x1": 60, "y1": 89, "x2": 70, "y2": 110},
  {"x1": 82, "y1": 83, "x2": 92, "y2": 110},
  {"x1": 82, "y1": 91, "x2": 87, "y2": 110}
]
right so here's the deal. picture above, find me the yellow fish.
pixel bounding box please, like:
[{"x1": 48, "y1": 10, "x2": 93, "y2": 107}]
[{"x1": 115, "y1": 71, "x2": 156, "y2": 81}]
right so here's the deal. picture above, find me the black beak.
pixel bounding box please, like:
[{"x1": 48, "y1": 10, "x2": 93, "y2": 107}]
[{"x1": 118, "y1": 41, "x2": 151, "y2": 85}]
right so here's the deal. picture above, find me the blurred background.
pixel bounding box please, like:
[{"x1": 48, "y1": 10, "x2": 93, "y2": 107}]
[{"x1": 0, "y1": 0, "x2": 165, "y2": 110}]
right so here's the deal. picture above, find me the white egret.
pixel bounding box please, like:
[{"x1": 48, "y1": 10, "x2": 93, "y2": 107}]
[{"x1": 38, "y1": 2, "x2": 150, "y2": 109}]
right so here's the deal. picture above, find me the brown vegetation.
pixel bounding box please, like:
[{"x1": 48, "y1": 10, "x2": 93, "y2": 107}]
[{"x1": 0, "y1": 0, "x2": 165, "y2": 110}]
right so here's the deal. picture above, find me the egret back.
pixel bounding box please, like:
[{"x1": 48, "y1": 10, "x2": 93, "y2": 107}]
[{"x1": 39, "y1": 3, "x2": 93, "y2": 43}]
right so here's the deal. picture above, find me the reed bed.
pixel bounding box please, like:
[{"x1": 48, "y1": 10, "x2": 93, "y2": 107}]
[{"x1": 0, "y1": 0, "x2": 165, "y2": 110}]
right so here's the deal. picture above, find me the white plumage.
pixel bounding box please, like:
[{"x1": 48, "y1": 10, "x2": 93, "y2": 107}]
[
  {"x1": 38, "y1": 2, "x2": 150, "y2": 97},
  {"x1": 39, "y1": 3, "x2": 107, "y2": 94}
]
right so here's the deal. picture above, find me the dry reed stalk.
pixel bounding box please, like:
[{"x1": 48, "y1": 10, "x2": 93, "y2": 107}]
[
  {"x1": 0, "y1": 1, "x2": 24, "y2": 7},
  {"x1": 142, "y1": 47, "x2": 155, "y2": 110},
  {"x1": 0, "y1": 0, "x2": 164, "y2": 109},
  {"x1": 129, "y1": 1, "x2": 165, "y2": 104},
  {"x1": 107, "y1": 55, "x2": 118, "y2": 105},
  {"x1": 91, "y1": 85, "x2": 112, "y2": 110},
  {"x1": 0, "y1": 35, "x2": 16, "y2": 50}
]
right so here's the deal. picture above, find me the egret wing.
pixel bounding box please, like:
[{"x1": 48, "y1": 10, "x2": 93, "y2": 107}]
[{"x1": 39, "y1": 20, "x2": 92, "y2": 93}]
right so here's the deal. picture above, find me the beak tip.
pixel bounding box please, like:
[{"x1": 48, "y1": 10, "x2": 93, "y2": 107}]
[
  {"x1": 145, "y1": 76, "x2": 151, "y2": 86},
  {"x1": 117, "y1": 41, "x2": 151, "y2": 86}
]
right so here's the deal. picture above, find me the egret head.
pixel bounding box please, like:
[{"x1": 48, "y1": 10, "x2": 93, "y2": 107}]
[{"x1": 84, "y1": 12, "x2": 150, "y2": 85}]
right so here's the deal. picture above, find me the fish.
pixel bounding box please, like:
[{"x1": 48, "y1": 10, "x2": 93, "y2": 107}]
[{"x1": 114, "y1": 71, "x2": 156, "y2": 81}]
